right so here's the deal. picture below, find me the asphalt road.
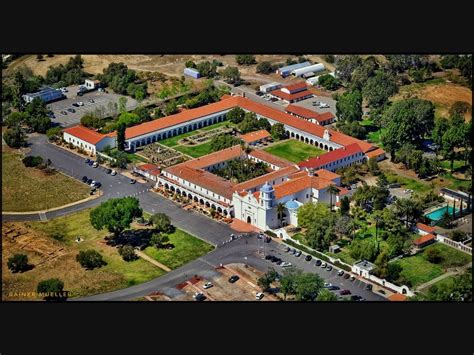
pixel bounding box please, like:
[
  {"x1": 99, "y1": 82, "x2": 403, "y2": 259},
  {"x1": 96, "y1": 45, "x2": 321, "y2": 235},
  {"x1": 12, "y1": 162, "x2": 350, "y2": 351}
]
[{"x1": 5, "y1": 135, "x2": 385, "y2": 301}]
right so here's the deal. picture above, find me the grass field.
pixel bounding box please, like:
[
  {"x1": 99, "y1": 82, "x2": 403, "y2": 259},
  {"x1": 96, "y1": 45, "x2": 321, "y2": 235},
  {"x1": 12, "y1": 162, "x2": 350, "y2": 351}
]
[
  {"x1": 143, "y1": 229, "x2": 213, "y2": 269},
  {"x1": 264, "y1": 139, "x2": 326, "y2": 163},
  {"x1": 2, "y1": 152, "x2": 90, "y2": 212},
  {"x1": 159, "y1": 130, "x2": 196, "y2": 147},
  {"x1": 422, "y1": 243, "x2": 471, "y2": 268},
  {"x1": 394, "y1": 256, "x2": 444, "y2": 287},
  {"x1": 383, "y1": 171, "x2": 431, "y2": 193},
  {"x1": 175, "y1": 141, "x2": 214, "y2": 158}
]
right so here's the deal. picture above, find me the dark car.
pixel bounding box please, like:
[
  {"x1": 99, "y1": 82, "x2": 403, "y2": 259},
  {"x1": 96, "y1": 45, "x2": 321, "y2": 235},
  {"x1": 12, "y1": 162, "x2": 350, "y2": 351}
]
[
  {"x1": 88, "y1": 160, "x2": 94, "y2": 166},
  {"x1": 265, "y1": 255, "x2": 273, "y2": 260},
  {"x1": 294, "y1": 251, "x2": 302, "y2": 257},
  {"x1": 85, "y1": 158, "x2": 90, "y2": 164},
  {"x1": 284, "y1": 246, "x2": 290, "y2": 253},
  {"x1": 86, "y1": 178, "x2": 93, "y2": 185},
  {"x1": 67, "y1": 108, "x2": 75, "y2": 113},
  {"x1": 228, "y1": 275, "x2": 240, "y2": 283},
  {"x1": 304, "y1": 255, "x2": 312, "y2": 262},
  {"x1": 315, "y1": 259, "x2": 322, "y2": 266},
  {"x1": 328, "y1": 285, "x2": 340, "y2": 291},
  {"x1": 365, "y1": 284, "x2": 373, "y2": 291},
  {"x1": 106, "y1": 169, "x2": 112, "y2": 174},
  {"x1": 130, "y1": 179, "x2": 137, "y2": 184},
  {"x1": 60, "y1": 110, "x2": 68, "y2": 115},
  {"x1": 255, "y1": 91, "x2": 264, "y2": 96},
  {"x1": 77, "y1": 91, "x2": 84, "y2": 97},
  {"x1": 94, "y1": 182, "x2": 102, "y2": 188},
  {"x1": 72, "y1": 103, "x2": 79, "y2": 107},
  {"x1": 326, "y1": 265, "x2": 333, "y2": 271},
  {"x1": 289, "y1": 248, "x2": 296, "y2": 255},
  {"x1": 275, "y1": 260, "x2": 283, "y2": 266},
  {"x1": 273, "y1": 257, "x2": 282, "y2": 263},
  {"x1": 270, "y1": 97, "x2": 278, "y2": 102},
  {"x1": 340, "y1": 289, "x2": 351, "y2": 295},
  {"x1": 337, "y1": 270, "x2": 344, "y2": 276},
  {"x1": 378, "y1": 289, "x2": 386, "y2": 295},
  {"x1": 343, "y1": 273, "x2": 350, "y2": 279},
  {"x1": 351, "y1": 295, "x2": 363, "y2": 301},
  {"x1": 194, "y1": 293, "x2": 206, "y2": 301},
  {"x1": 82, "y1": 176, "x2": 88, "y2": 182}
]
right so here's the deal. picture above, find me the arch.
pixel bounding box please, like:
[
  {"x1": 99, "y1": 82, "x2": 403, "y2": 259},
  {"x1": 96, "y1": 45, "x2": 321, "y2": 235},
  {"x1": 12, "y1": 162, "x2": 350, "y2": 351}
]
[
  {"x1": 211, "y1": 204, "x2": 216, "y2": 210},
  {"x1": 362, "y1": 157, "x2": 368, "y2": 163},
  {"x1": 147, "y1": 137, "x2": 151, "y2": 144},
  {"x1": 182, "y1": 190, "x2": 187, "y2": 197},
  {"x1": 183, "y1": 126, "x2": 187, "y2": 133},
  {"x1": 324, "y1": 144, "x2": 328, "y2": 150},
  {"x1": 310, "y1": 139, "x2": 313, "y2": 145},
  {"x1": 291, "y1": 132, "x2": 295, "y2": 138},
  {"x1": 163, "y1": 132, "x2": 167, "y2": 139},
  {"x1": 286, "y1": 130, "x2": 290, "y2": 137},
  {"x1": 319, "y1": 142, "x2": 323, "y2": 148},
  {"x1": 157, "y1": 134, "x2": 161, "y2": 140},
  {"x1": 188, "y1": 193, "x2": 192, "y2": 199},
  {"x1": 247, "y1": 216, "x2": 251, "y2": 223},
  {"x1": 164, "y1": 183, "x2": 169, "y2": 189},
  {"x1": 223, "y1": 210, "x2": 228, "y2": 216},
  {"x1": 176, "y1": 188, "x2": 181, "y2": 194},
  {"x1": 170, "y1": 186, "x2": 175, "y2": 192},
  {"x1": 189, "y1": 125, "x2": 193, "y2": 132},
  {"x1": 205, "y1": 201, "x2": 210, "y2": 208},
  {"x1": 173, "y1": 129, "x2": 177, "y2": 136},
  {"x1": 198, "y1": 122, "x2": 202, "y2": 129},
  {"x1": 329, "y1": 147, "x2": 334, "y2": 151},
  {"x1": 305, "y1": 137, "x2": 309, "y2": 143},
  {"x1": 213, "y1": 117, "x2": 217, "y2": 124},
  {"x1": 296, "y1": 134, "x2": 300, "y2": 139},
  {"x1": 141, "y1": 139, "x2": 146, "y2": 145},
  {"x1": 178, "y1": 127, "x2": 182, "y2": 134},
  {"x1": 199, "y1": 198, "x2": 204, "y2": 205},
  {"x1": 194, "y1": 196, "x2": 198, "y2": 202},
  {"x1": 217, "y1": 207, "x2": 223, "y2": 213},
  {"x1": 193, "y1": 123, "x2": 198, "y2": 130}
]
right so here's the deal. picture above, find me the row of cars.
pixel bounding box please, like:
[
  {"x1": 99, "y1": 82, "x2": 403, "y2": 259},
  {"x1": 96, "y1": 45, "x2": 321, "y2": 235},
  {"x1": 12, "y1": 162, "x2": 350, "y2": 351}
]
[
  {"x1": 59, "y1": 99, "x2": 95, "y2": 116},
  {"x1": 193, "y1": 275, "x2": 265, "y2": 301},
  {"x1": 83, "y1": 158, "x2": 137, "y2": 184}
]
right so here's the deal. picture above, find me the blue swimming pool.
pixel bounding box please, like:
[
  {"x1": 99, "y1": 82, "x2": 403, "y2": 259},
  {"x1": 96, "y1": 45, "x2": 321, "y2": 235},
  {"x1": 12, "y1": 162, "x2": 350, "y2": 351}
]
[{"x1": 425, "y1": 206, "x2": 460, "y2": 221}]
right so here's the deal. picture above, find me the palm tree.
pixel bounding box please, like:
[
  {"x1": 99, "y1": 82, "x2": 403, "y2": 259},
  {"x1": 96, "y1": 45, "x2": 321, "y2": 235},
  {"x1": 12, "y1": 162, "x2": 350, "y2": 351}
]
[
  {"x1": 395, "y1": 198, "x2": 422, "y2": 229},
  {"x1": 327, "y1": 185, "x2": 340, "y2": 212},
  {"x1": 276, "y1": 203, "x2": 285, "y2": 227}
]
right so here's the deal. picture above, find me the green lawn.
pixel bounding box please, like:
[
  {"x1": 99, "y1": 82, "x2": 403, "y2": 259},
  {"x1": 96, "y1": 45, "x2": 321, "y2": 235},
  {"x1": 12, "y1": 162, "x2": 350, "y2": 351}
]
[
  {"x1": 2, "y1": 152, "x2": 90, "y2": 212},
  {"x1": 292, "y1": 233, "x2": 305, "y2": 243},
  {"x1": 328, "y1": 248, "x2": 357, "y2": 265},
  {"x1": 200, "y1": 121, "x2": 234, "y2": 131},
  {"x1": 439, "y1": 160, "x2": 466, "y2": 172},
  {"x1": 422, "y1": 243, "x2": 471, "y2": 268},
  {"x1": 383, "y1": 171, "x2": 431, "y2": 193},
  {"x1": 264, "y1": 139, "x2": 326, "y2": 163},
  {"x1": 439, "y1": 172, "x2": 472, "y2": 191},
  {"x1": 143, "y1": 229, "x2": 214, "y2": 269},
  {"x1": 128, "y1": 152, "x2": 149, "y2": 163},
  {"x1": 175, "y1": 141, "x2": 214, "y2": 158},
  {"x1": 27, "y1": 209, "x2": 165, "y2": 297},
  {"x1": 394, "y1": 256, "x2": 444, "y2": 287},
  {"x1": 159, "y1": 130, "x2": 196, "y2": 148}
]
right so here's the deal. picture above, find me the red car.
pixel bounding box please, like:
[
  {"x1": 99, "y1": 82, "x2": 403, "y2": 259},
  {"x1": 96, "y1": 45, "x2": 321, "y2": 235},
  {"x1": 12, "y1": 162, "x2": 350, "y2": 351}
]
[{"x1": 340, "y1": 289, "x2": 351, "y2": 295}]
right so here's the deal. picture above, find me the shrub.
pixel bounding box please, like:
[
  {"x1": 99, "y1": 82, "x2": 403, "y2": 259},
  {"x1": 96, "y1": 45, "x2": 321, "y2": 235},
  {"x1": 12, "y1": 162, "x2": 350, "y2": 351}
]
[
  {"x1": 76, "y1": 249, "x2": 106, "y2": 270},
  {"x1": 119, "y1": 245, "x2": 138, "y2": 262},
  {"x1": 37, "y1": 278, "x2": 64, "y2": 294},
  {"x1": 22, "y1": 155, "x2": 44, "y2": 167},
  {"x1": 7, "y1": 254, "x2": 30, "y2": 273}
]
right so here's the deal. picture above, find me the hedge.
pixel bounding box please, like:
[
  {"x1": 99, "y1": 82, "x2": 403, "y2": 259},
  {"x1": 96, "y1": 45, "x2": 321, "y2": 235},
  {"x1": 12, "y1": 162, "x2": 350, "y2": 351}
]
[
  {"x1": 22, "y1": 155, "x2": 44, "y2": 168},
  {"x1": 265, "y1": 230, "x2": 277, "y2": 238}
]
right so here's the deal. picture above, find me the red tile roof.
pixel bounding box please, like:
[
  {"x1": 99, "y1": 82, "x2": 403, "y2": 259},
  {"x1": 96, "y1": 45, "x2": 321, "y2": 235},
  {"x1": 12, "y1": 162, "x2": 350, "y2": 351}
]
[
  {"x1": 298, "y1": 143, "x2": 364, "y2": 169},
  {"x1": 282, "y1": 82, "x2": 308, "y2": 93},
  {"x1": 366, "y1": 148, "x2": 386, "y2": 159},
  {"x1": 413, "y1": 234, "x2": 436, "y2": 246},
  {"x1": 273, "y1": 175, "x2": 333, "y2": 199},
  {"x1": 270, "y1": 89, "x2": 313, "y2": 102},
  {"x1": 248, "y1": 149, "x2": 293, "y2": 168},
  {"x1": 388, "y1": 294, "x2": 407, "y2": 301},
  {"x1": 416, "y1": 223, "x2": 436, "y2": 234},
  {"x1": 185, "y1": 145, "x2": 244, "y2": 169},
  {"x1": 240, "y1": 130, "x2": 271, "y2": 143},
  {"x1": 314, "y1": 169, "x2": 340, "y2": 181},
  {"x1": 63, "y1": 125, "x2": 108, "y2": 145},
  {"x1": 234, "y1": 165, "x2": 299, "y2": 192},
  {"x1": 286, "y1": 105, "x2": 335, "y2": 123},
  {"x1": 136, "y1": 163, "x2": 161, "y2": 175}
]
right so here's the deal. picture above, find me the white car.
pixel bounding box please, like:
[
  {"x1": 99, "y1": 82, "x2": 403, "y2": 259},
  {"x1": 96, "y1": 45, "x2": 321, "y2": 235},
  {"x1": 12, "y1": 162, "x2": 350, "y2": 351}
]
[
  {"x1": 324, "y1": 282, "x2": 332, "y2": 288},
  {"x1": 256, "y1": 292, "x2": 264, "y2": 300},
  {"x1": 203, "y1": 282, "x2": 213, "y2": 289},
  {"x1": 90, "y1": 180, "x2": 97, "y2": 187},
  {"x1": 111, "y1": 170, "x2": 117, "y2": 176},
  {"x1": 92, "y1": 162, "x2": 99, "y2": 168},
  {"x1": 281, "y1": 262, "x2": 292, "y2": 267},
  {"x1": 320, "y1": 262, "x2": 327, "y2": 268},
  {"x1": 77, "y1": 101, "x2": 84, "y2": 106},
  {"x1": 319, "y1": 103, "x2": 329, "y2": 108}
]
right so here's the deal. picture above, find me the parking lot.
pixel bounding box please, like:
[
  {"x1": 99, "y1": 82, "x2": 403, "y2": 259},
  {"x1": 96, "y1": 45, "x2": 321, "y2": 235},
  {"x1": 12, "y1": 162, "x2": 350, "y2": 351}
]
[
  {"x1": 46, "y1": 85, "x2": 138, "y2": 128},
  {"x1": 290, "y1": 94, "x2": 337, "y2": 118}
]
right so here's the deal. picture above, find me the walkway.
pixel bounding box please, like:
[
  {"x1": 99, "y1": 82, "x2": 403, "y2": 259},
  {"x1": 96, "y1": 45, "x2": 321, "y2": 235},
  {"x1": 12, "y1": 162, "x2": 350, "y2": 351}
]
[
  {"x1": 416, "y1": 262, "x2": 472, "y2": 291},
  {"x1": 135, "y1": 250, "x2": 171, "y2": 272}
]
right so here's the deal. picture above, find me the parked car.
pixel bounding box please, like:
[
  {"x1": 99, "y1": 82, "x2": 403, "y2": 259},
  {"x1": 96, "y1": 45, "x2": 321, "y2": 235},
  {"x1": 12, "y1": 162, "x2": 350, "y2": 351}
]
[
  {"x1": 284, "y1": 246, "x2": 290, "y2": 253},
  {"x1": 351, "y1": 295, "x2": 363, "y2": 301},
  {"x1": 77, "y1": 101, "x2": 84, "y2": 106},
  {"x1": 106, "y1": 168, "x2": 112, "y2": 174},
  {"x1": 90, "y1": 180, "x2": 97, "y2": 187},
  {"x1": 294, "y1": 251, "x2": 302, "y2": 257},
  {"x1": 289, "y1": 248, "x2": 296, "y2": 255},
  {"x1": 304, "y1": 254, "x2": 312, "y2": 262},
  {"x1": 228, "y1": 275, "x2": 240, "y2": 283},
  {"x1": 255, "y1": 292, "x2": 264, "y2": 300},
  {"x1": 72, "y1": 103, "x2": 79, "y2": 107},
  {"x1": 111, "y1": 170, "x2": 117, "y2": 176},
  {"x1": 324, "y1": 282, "x2": 332, "y2": 288},
  {"x1": 265, "y1": 255, "x2": 273, "y2": 260},
  {"x1": 344, "y1": 273, "x2": 350, "y2": 279},
  {"x1": 82, "y1": 176, "x2": 88, "y2": 182},
  {"x1": 275, "y1": 260, "x2": 283, "y2": 266},
  {"x1": 328, "y1": 285, "x2": 340, "y2": 291},
  {"x1": 326, "y1": 265, "x2": 333, "y2": 271},
  {"x1": 280, "y1": 262, "x2": 292, "y2": 267},
  {"x1": 193, "y1": 292, "x2": 206, "y2": 301},
  {"x1": 270, "y1": 97, "x2": 278, "y2": 102},
  {"x1": 337, "y1": 270, "x2": 344, "y2": 276},
  {"x1": 312, "y1": 101, "x2": 320, "y2": 106},
  {"x1": 340, "y1": 289, "x2": 351, "y2": 295},
  {"x1": 365, "y1": 284, "x2": 373, "y2": 291},
  {"x1": 315, "y1": 259, "x2": 322, "y2": 266},
  {"x1": 89, "y1": 98, "x2": 95, "y2": 103},
  {"x1": 88, "y1": 160, "x2": 94, "y2": 166},
  {"x1": 94, "y1": 182, "x2": 101, "y2": 188},
  {"x1": 92, "y1": 162, "x2": 99, "y2": 168},
  {"x1": 350, "y1": 276, "x2": 356, "y2": 282},
  {"x1": 255, "y1": 91, "x2": 264, "y2": 96},
  {"x1": 130, "y1": 179, "x2": 136, "y2": 184},
  {"x1": 320, "y1": 262, "x2": 327, "y2": 268},
  {"x1": 67, "y1": 108, "x2": 75, "y2": 113},
  {"x1": 272, "y1": 257, "x2": 282, "y2": 263},
  {"x1": 203, "y1": 282, "x2": 213, "y2": 289},
  {"x1": 86, "y1": 178, "x2": 93, "y2": 185},
  {"x1": 60, "y1": 110, "x2": 68, "y2": 115},
  {"x1": 84, "y1": 158, "x2": 90, "y2": 164},
  {"x1": 378, "y1": 289, "x2": 386, "y2": 295}
]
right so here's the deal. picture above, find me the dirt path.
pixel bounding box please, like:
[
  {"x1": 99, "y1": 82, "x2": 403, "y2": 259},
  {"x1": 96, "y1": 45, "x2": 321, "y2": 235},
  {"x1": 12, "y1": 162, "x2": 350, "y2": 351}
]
[
  {"x1": 135, "y1": 250, "x2": 171, "y2": 272},
  {"x1": 416, "y1": 262, "x2": 472, "y2": 291}
]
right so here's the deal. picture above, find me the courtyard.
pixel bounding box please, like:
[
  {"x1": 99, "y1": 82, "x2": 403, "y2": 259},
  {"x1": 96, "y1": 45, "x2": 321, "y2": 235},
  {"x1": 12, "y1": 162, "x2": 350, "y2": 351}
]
[{"x1": 263, "y1": 139, "x2": 326, "y2": 163}]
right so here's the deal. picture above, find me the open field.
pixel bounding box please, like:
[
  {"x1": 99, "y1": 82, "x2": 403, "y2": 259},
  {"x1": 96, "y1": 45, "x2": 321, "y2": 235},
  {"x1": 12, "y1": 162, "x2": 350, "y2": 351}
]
[
  {"x1": 2, "y1": 152, "x2": 89, "y2": 212},
  {"x1": 2, "y1": 214, "x2": 165, "y2": 300},
  {"x1": 143, "y1": 229, "x2": 213, "y2": 270},
  {"x1": 394, "y1": 255, "x2": 444, "y2": 287},
  {"x1": 264, "y1": 139, "x2": 326, "y2": 163},
  {"x1": 421, "y1": 243, "x2": 471, "y2": 268}
]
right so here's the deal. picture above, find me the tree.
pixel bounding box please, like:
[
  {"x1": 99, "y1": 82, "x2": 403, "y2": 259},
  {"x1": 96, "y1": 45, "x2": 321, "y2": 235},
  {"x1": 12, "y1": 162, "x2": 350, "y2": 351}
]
[
  {"x1": 257, "y1": 274, "x2": 272, "y2": 291},
  {"x1": 334, "y1": 55, "x2": 362, "y2": 84},
  {"x1": 449, "y1": 101, "x2": 471, "y2": 117},
  {"x1": 350, "y1": 238, "x2": 378, "y2": 262},
  {"x1": 150, "y1": 213, "x2": 173, "y2": 233},
  {"x1": 322, "y1": 55, "x2": 335, "y2": 64},
  {"x1": 7, "y1": 254, "x2": 30, "y2": 273},
  {"x1": 116, "y1": 122, "x2": 126, "y2": 151},
  {"x1": 150, "y1": 233, "x2": 170, "y2": 248},
  {"x1": 382, "y1": 99, "x2": 435, "y2": 154},
  {"x1": 22, "y1": 155, "x2": 44, "y2": 167},
  {"x1": 90, "y1": 197, "x2": 143, "y2": 238},
  {"x1": 164, "y1": 100, "x2": 178, "y2": 116},
  {"x1": 362, "y1": 70, "x2": 398, "y2": 108},
  {"x1": 30, "y1": 116, "x2": 51, "y2": 133},
  {"x1": 276, "y1": 202, "x2": 285, "y2": 227},
  {"x1": 335, "y1": 89, "x2": 362, "y2": 122},
  {"x1": 394, "y1": 198, "x2": 423, "y2": 228},
  {"x1": 210, "y1": 134, "x2": 240, "y2": 152},
  {"x1": 76, "y1": 250, "x2": 106, "y2": 270},
  {"x1": 227, "y1": 107, "x2": 246, "y2": 124},
  {"x1": 119, "y1": 245, "x2": 138, "y2": 261},
  {"x1": 110, "y1": 150, "x2": 130, "y2": 169},
  {"x1": 318, "y1": 74, "x2": 340, "y2": 90},
  {"x1": 185, "y1": 60, "x2": 196, "y2": 68},
  {"x1": 46, "y1": 126, "x2": 63, "y2": 141},
  {"x1": 294, "y1": 272, "x2": 324, "y2": 301},
  {"x1": 327, "y1": 184, "x2": 340, "y2": 212},
  {"x1": 425, "y1": 248, "x2": 442, "y2": 264},
  {"x1": 374, "y1": 249, "x2": 389, "y2": 278},
  {"x1": 450, "y1": 230, "x2": 467, "y2": 242},
  {"x1": 350, "y1": 56, "x2": 379, "y2": 90},
  {"x1": 37, "y1": 278, "x2": 64, "y2": 294},
  {"x1": 368, "y1": 157, "x2": 380, "y2": 175},
  {"x1": 340, "y1": 196, "x2": 350, "y2": 215},
  {"x1": 386, "y1": 263, "x2": 402, "y2": 283},
  {"x1": 196, "y1": 61, "x2": 218, "y2": 78},
  {"x1": 221, "y1": 66, "x2": 241, "y2": 84},
  {"x1": 235, "y1": 55, "x2": 256, "y2": 65},
  {"x1": 4, "y1": 111, "x2": 30, "y2": 128},
  {"x1": 80, "y1": 114, "x2": 102, "y2": 129},
  {"x1": 316, "y1": 288, "x2": 338, "y2": 301},
  {"x1": 270, "y1": 123, "x2": 286, "y2": 140},
  {"x1": 256, "y1": 61, "x2": 274, "y2": 74},
  {"x1": 280, "y1": 268, "x2": 299, "y2": 300},
  {"x1": 3, "y1": 126, "x2": 27, "y2": 148},
  {"x1": 334, "y1": 215, "x2": 356, "y2": 239},
  {"x1": 441, "y1": 114, "x2": 468, "y2": 172}
]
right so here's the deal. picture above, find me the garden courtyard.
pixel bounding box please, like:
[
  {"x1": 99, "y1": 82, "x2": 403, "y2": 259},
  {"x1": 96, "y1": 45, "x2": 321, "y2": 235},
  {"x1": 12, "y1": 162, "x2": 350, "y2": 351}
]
[{"x1": 263, "y1": 139, "x2": 326, "y2": 163}]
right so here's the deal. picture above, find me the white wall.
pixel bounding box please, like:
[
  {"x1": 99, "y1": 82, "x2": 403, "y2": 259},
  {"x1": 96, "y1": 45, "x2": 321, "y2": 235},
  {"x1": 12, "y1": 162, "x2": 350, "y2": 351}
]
[{"x1": 64, "y1": 132, "x2": 96, "y2": 154}]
